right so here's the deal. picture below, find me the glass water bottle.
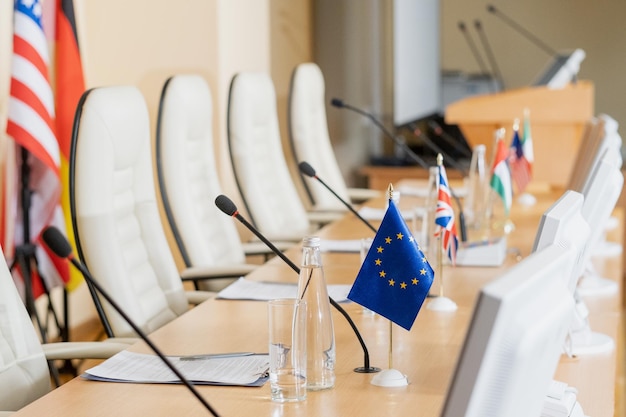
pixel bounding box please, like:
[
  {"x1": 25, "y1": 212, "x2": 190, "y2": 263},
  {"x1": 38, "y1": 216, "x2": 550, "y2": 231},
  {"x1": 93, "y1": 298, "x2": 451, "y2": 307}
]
[{"x1": 297, "y1": 236, "x2": 336, "y2": 390}]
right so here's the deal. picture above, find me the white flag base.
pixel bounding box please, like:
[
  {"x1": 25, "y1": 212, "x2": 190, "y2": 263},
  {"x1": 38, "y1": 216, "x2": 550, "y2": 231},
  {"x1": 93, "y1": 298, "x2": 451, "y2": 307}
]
[
  {"x1": 517, "y1": 192, "x2": 537, "y2": 206},
  {"x1": 370, "y1": 368, "x2": 408, "y2": 387},
  {"x1": 426, "y1": 296, "x2": 458, "y2": 312}
]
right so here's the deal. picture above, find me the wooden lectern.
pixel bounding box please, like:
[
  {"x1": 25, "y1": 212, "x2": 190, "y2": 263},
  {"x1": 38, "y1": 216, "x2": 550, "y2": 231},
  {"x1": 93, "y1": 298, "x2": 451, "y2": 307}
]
[{"x1": 445, "y1": 80, "x2": 594, "y2": 188}]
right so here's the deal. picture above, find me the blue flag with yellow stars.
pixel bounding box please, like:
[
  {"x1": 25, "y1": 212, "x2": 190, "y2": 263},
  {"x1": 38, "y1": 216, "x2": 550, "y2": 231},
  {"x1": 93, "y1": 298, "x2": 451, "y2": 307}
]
[{"x1": 348, "y1": 199, "x2": 434, "y2": 331}]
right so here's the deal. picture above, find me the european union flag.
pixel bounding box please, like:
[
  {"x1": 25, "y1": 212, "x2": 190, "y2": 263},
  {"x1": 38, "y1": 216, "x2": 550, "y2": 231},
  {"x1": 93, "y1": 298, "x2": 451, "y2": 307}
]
[{"x1": 348, "y1": 199, "x2": 434, "y2": 331}]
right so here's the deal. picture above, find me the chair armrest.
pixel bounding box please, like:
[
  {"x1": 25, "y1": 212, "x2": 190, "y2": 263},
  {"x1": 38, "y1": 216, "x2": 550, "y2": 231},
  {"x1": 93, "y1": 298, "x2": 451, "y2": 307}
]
[
  {"x1": 306, "y1": 211, "x2": 344, "y2": 226},
  {"x1": 242, "y1": 240, "x2": 294, "y2": 256},
  {"x1": 41, "y1": 341, "x2": 131, "y2": 360},
  {"x1": 347, "y1": 187, "x2": 382, "y2": 203},
  {"x1": 180, "y1": 264, "x2": 257, "y2": 281},
  {"x1": 184, "y1": 290, "x2": 216, "y2": 305}
]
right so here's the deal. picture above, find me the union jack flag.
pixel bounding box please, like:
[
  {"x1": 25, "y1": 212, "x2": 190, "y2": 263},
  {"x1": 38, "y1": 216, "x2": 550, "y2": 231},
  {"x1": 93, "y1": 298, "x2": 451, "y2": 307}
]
[
  {"x1": 434, "y1": 161, "x2": 458, "y2": 264},
  {"x1": 508, "y1": 122, "x2": 532, "y2": 193}
]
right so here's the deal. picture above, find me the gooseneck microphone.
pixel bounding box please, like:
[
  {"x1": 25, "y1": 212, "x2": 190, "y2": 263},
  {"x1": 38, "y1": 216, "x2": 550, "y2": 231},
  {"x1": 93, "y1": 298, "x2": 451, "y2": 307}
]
[
  {"x1": 473, "y1": 19, "x2": 505, "y2": 91},
  {"x1": 298, "y1": 161, "x2": 377, "y2": 234},
  {"x1": 457, "y1": 21, "x2": 491, "y2": 79},
  {"x1": 41, "y1": 226, "x2": 221, "y2": 417},
  {"x1": 331, "y1": 98, "x2": 468, "y2": 242},
  {"x1": 411, "y1": 127, "x2": 468, "y2": 178},
  {"x1": 427, "y1": 120, "x2": 472, "y2": 159},
  {"x1": 486, "y1": 4, "x2": 557, "y2": 57},
  {"x1": 215, "y1": 194, "x2": 380, "y2": 374},
  {"x1": 330, "y1": 98, "x2": 429, "y2": 169}
]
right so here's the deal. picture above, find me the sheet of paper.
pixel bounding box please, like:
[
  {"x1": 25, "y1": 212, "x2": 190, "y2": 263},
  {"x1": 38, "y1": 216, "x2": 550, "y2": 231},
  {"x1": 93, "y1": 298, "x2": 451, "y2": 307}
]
[
  {"x1": 217, "y1": 278, "x2": 351, "y2": 302},
  {"x1": 319, "y1": 239, "x2": 362, "y2": 253},
  {"x1": 84, "y1": 350, "x2": 269, "y2": 386}
]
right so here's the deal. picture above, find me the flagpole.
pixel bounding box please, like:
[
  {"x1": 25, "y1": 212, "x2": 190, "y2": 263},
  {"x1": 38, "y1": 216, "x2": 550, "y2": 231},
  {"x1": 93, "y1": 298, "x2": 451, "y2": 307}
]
[
  {"x1": 438, "y1": 234, "x2": 444, "y2": 298},
  {"x1": 388, "y1": 320, "x2": 393, "y2": 370},
  {"x1": 427, "y1": 155, "x2": 458, "y2": 312}
]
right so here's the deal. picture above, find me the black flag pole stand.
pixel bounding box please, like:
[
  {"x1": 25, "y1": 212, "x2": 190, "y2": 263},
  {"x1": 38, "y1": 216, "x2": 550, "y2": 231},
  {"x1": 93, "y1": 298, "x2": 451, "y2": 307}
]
[{"x1": 8, "y1": 146, "x2": 74, "y2": 383}]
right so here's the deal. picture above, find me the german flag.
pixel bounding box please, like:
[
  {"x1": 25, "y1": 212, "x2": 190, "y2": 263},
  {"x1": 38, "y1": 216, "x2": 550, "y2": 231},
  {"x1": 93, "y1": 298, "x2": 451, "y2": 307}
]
[{"x1": 54, "y1": 0, "x2": 85, "y2": 291}]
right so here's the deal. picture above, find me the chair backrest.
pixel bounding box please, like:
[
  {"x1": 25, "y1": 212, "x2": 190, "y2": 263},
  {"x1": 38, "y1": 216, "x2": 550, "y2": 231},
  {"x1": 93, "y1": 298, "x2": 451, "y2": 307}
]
[
  {"x1": 156, "y1": 74, "x2": 246, "y2": 269},
  {"x1": 288, "y1": 62, "x2": 350, "y2": 211},
  {"x1": 70, "y1": 86, "x2": 188, "y2": 338},
  {"x1": 0, "y1": 256, "x2": 50, "y2": 411},
  {"x1": 227, "y1": 71, "x2": 310, "y2": 241}
]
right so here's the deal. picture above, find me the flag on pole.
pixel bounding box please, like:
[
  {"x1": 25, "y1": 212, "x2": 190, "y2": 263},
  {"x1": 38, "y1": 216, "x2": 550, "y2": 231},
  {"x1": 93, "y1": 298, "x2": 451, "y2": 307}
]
[
  {"x1": 490, "y1": 130, "x2": 513, "y2": 215},
  {"x1": 6, "y1": 0, "x2": 70, "y2": 297},
  {"x1": 54, "y1": 0, "x2": 86, "y2": 291},
  {"x1": 508, "y1": 120, "x2": 532, "y2": 193},
  {"x1": 434, "y1": 156, "x2": 458, "y2": 264},
  {"x1": 348, "y1": 189, "x2": 434, "y2": 331}
]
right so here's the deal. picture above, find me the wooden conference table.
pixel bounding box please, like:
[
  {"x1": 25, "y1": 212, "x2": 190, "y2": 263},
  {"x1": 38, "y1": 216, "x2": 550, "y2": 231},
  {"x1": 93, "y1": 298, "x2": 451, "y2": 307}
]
[{"x1": 14, "y1": 181, "x2": 623, "y2": 417}]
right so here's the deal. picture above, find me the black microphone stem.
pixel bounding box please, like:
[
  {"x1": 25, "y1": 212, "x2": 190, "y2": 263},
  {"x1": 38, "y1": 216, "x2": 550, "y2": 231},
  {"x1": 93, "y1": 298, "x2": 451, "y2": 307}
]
[
  {"x1": 428, "y1": 120, "x2": 472, "y2": 159},
  {"x1": 457, "y1": 21, "x2": 491, "y2": 80},
  {"x1": 474, "y1": 20, "x2": 505, "y2": 91},
  {"x1": 486, "y1": 4, "x2": 557, "y2": 57},
  {"x1": 314, "y1": 176, "x2": 377, "y2": 233},
  {"x1": 68, "y1": 256, "x2": 220, "y2": 416},
  {"x1": 216, "y1": 195, "x2": 379, "y2": 374},
  {"x1": 332, "y1": 99, "x2": 468, "y2": 242},
  {"x1": 233, "y1": 212, "x2": 301, "y2": 273},
  {"x1": 235, "y1": 213, "x2": 376, "y2": 373},
  {"x1": 339, "y1": 103, "x2": 429, "y2": 170},
  {"x1": 413, "y1": 128, "x2": 468, "y2": 177}
]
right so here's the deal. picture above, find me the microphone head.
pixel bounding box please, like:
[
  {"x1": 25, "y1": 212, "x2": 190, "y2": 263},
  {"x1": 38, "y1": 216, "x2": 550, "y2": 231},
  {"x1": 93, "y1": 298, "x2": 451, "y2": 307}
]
[
  {"x1": 457, "y1": 21, "x2": 466, "y2": 31},
  {"x1": 486, "y1": 4, "x2": 496, "y2": 13},
  {"x1": 330, "y1": 98, "x2": 344, "y2": 108},
  {"x1": 42, "y1": 226, "x2": 73, "y2": 259},
  {"x1": 215, "y1": 194, "x2": 238, "y2": 216},
  {"x1": 474, "y1": 19, "x2": 482, "y2": 29},
  {"x1": 298, "y1": 161, "x2": 316, "y2": 178}
]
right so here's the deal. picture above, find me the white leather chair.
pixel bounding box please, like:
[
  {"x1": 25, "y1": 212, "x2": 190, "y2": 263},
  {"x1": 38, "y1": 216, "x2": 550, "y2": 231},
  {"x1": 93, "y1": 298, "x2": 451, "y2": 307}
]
[
  {"x1": 0, "y1": 253, "x2": 128, "y2": 414},
  {"x1": 287, "y1": 62, "x2": 380, "y2": 210},
  {"x1": 227, "y1": 72, "x2": 332, "y2": 242},
  {"x1": 70, "y1": 86, "x2": 214, "y2": 338},
  {"x1": 156, "y1": 74, "x2": 268, "y2": 291}
]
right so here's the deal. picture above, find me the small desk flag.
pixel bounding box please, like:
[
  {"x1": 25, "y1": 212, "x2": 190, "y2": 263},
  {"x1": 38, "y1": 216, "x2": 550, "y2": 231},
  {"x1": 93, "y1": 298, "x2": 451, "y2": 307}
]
[
  {"x1": 348, "y1": 199, "x2": 434, "y2": 331},
  {"x1": 435, "y1": 161, "x2": 459, "y2": 264},
  {"x1": 508, "y1": 120, "x2": 532, "y2": 193}
]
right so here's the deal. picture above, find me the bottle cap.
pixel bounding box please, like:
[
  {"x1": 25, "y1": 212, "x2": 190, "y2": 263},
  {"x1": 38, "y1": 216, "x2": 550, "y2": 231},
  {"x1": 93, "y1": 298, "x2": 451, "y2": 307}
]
[{"x1": 302, "y1": 236, "x2": 321, "y2": 247}]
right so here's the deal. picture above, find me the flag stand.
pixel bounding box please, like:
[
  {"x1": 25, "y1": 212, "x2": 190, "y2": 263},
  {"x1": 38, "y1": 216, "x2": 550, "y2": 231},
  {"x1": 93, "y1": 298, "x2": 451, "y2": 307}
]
[
  {"x1": 426, "y1": 235, "x2": 458, "y2": 312},
  {"x1": 370, "y1": 321, "x2": 408, "y2": 387},
  {"x1": 9, "y1": 147, "x2": 73, "y2": 382}
]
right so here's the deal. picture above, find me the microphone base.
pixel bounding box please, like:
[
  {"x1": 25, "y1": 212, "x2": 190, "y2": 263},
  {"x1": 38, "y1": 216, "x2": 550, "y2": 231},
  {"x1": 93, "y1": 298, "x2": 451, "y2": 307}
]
[{"x1": 354, "y1": 366, "x2": 382, "y2": 374}]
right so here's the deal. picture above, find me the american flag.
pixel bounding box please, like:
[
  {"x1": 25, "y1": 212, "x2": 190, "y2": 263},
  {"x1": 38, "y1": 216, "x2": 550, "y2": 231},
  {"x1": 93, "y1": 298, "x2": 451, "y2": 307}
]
[
  {"x1": 508, "y1": 121, "x2": 532, "y2": 193},
  {"x1": 434, "y1": 160, "x2": 458, "y2": 264},
  {"x1": 5, "y1": 0, "x2": 69, "y2": 297}
]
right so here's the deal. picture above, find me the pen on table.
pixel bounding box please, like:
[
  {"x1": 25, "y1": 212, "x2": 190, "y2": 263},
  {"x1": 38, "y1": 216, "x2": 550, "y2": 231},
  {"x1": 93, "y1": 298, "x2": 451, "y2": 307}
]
[{"x1": 178, "y1": 352, "x2": 256, "y2": 361}]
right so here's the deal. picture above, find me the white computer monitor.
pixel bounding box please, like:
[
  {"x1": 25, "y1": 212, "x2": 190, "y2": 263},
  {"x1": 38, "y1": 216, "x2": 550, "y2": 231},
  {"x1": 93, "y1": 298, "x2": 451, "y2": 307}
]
[
  {"x1": 532, "y1": 48, "x2": 586, "y2": 89},
  {"x1": 568, "y1": 114, "x2": 622, "y2": 193},
  {"x1": 440, "y1": 244, "x2": 575, "y2": 417},
  {"x1": 532, "y1": 190, "x2": 590, "y2": 293},
  {"x1": 577, "y1": 157, "x2": 624, "y2": 296}
]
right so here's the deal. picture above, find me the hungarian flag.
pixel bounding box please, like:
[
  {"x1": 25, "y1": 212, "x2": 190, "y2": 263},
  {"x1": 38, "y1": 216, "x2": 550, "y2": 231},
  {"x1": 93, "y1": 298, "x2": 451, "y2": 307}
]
[
  {"x1": 490, "y1": 132, "x2": 513, "y2": 215},
  {"x1": 54, "y1": 0, "x2": 86, "y2": 291},
  {"x1": 5, "y1": 0, "x2": 70, "y2": 298}
]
